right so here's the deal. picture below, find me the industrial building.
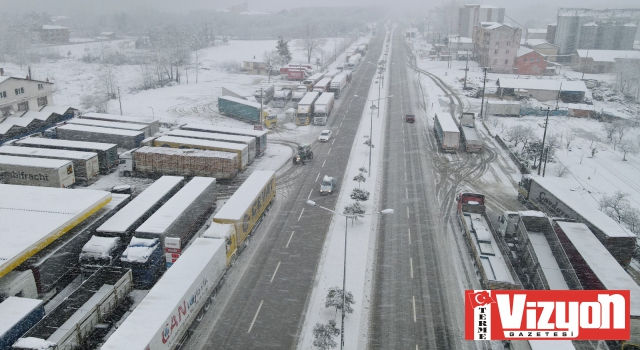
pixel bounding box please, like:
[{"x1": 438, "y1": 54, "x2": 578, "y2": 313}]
[
  {"x1": 496, "y1": 78, "x2": 587, "y2": 103},
  {"x1": 572, "y1": 49, "x2": 640, "y2": 73},
  {"x1": 458, "y1": 4, "x2": 505, "y2": 38}
]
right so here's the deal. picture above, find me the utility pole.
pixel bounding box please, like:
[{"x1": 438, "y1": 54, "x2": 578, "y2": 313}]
[
  {"x1": 463, "y1": 50, "x2": 470, "y2": 90},
  {"x1": 555, "y1": 82, "x2": 562, "y2": 109},
  {"x1": 369, "y1": 102, "x2": 377, "y2": 176},
  {"x1": 259, "y1": 87, "x2": 263, "y2": 127},
  {"x1": 537, "y1": 107, "x2": 552, "y2": 175},
  {"x1": 543, "y1": 146, "x2": 550, "y2": 177},
  {"x1": 118, "y1": 87, "x2": 122, "y2": 115},
  {"x1": 581, "y1": 48, "x2": 590, "y2": 79},
  {"x1": 479, "y1": 67, "x2": 490, "y2": 120}
]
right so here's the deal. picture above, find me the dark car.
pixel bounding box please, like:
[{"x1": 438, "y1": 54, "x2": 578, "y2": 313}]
[
  {"x1": 111, "y1": 184, "x2": 135, "y2": 194},
  {"x1": 405, "y1": 114, "x2": 415, "y2": 123}
]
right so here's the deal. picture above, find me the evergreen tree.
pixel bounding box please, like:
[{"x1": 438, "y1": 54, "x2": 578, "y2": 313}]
[{"x1": 277, "y1": 36, "x2": 292, "y2": 64}]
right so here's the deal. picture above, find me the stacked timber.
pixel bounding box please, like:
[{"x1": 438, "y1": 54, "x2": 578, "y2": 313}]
[{"x1": 134, "y1": 146, "x2": 238, "y2": 179}]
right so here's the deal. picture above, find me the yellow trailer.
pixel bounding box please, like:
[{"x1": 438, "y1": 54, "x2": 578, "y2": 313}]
[{"x1": 153, "y1": 135, "x2": 249, "y2": 171}]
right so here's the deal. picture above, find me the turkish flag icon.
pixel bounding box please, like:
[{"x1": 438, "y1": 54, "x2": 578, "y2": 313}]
[{"x1": 468, "y1": 291, "x2": 496, "y2": 308}]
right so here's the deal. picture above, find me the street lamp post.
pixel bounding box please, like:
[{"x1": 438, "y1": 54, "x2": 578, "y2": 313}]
[
  {"x1": 479, "y1": 66, "x2": 491, "y2": 120},
  {"x1": 354, "y1": 94, "x2": 393, "y2": 176},
  {"x1": 305, "y1": 200, "x2": 393, "y2": 350},
  {"x1": 148, "y1": 107, "x2": 155, "y2": 120}
]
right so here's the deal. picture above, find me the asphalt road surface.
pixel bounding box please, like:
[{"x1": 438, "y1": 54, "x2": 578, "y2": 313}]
[{"x1": 184, "y1": 31, "x2": 386, "y2": 349}]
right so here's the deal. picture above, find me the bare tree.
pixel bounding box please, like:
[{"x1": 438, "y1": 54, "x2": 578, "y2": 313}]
[
  {"x1": 622, "y1": 207, "x2": 640, "y2": 234},
  {"x1": 603, "y1": 122, "x2": 617, "y2": 142},
  {"x1": 555, "y1": 163, "x2": 569, "y2": 177},
  {"x1": 599, "y1": 191, "x2": 631, "y2": 223},
  {"x1": 506, "y1": 124, "x2": 536, "y2": 149},
  {"x1": 619, "y1": 137, "x2": 639, "y2": 161},
  {"x1": 564, "y1": 132, "x2": 576, "y2": 149},
  {"x1": 295, "y1": 22, "x2": 327, "y2": 64}
]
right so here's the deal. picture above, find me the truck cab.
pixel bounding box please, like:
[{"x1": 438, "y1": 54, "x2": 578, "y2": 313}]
[
  {"x1": 118, "y1": 149, "x2": 135, "y2": 176},
  {"x1": 497, "y1": 211, "x2": 520, "y2": 238},
  {"x1": 203, "y1": 223, "x2": 239, "y2": 267},
  {"x1": 79, "y1": 236, "x2": 122, "y2": 278},
  {"x1": 320, "y1": 176, "x2": 336, "y2": 195},
  {"x1": 120, "y1": 237, "x2": 164, "y2": 289},
  {"x1": 0, "y1": 270, "x2": 38, "y2": 302}
]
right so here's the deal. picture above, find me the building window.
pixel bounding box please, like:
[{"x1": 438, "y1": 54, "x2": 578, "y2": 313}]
[
  {"x1": 38, "y1": 83, "x2": 43, "y2": 90},
  {"x1": 0, "y1": 91, "x2": 6, "y2": 98},
  {"x1": 495, "y1": 49, "x2": 498, "y2": 54},
  {"x1": 17, "y1": 101, "x2": 29, "y2": 111},
  {"x1": 495, "y1": 41, "x2": 499, "y2": 46},
  {"x1": 507, "y1": 41, "x2": 511, "y2": 46},
  {"x1": 37, "y1": 96, "x2": 48, "y2": 107},
  {"x1": 15, "y1": 87, "x2": 24, "y2": 95},
  {"x1": 506, "y1": 49, "x2": 510, "y2": 54},
  {"x1": 523, "y1": 57, "x2": 527, "y2": 62},
  {"x1": 505, "y1": 59, "x2": 509, "y2": 64},
  {"x1": 1, "y1": 106, "x2": 11, "y2": 117}
]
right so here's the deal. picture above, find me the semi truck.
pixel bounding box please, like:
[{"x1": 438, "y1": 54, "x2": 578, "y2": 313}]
[
  {"x1": 118, "y1": 146, "x2": 238, "y2": 180},
  {"x1": 253, "y1": 83, "x2": 275, "y2": 104},
  {"x1": 273, "y1": 89, "x2": 292, "y2": 108},
  {"x1": 302, "y1": 73, "x2": 325, "y2": 90},
  {"x1": 458, "y1": 112, "x2": 483, "y2": 153},
  {"x1": 217, "y1": 96, "x2": 277, "y2": 129},
  {"x1": 66, "y1": 119, "x2": 152, "y2": 138},
  {"x1": 434, "y1": 112, "x2": 460, "y2": 153},
  {"x1": 0, "y1": 194, "x2": 130, "y2": 303},
  {"x1": 296, "y1": 91, "x2": 320, "y2": 126},
  {"x1": 132, "y1": 177, "x2": 217, "y2": 270},
  {"x1": 456, "y1": 193, "x2": 521, "y2": 290},
  {"x1": 119, "y1": 237, "x2": 163, "y2": 289},
  {"x1": 0, "y1": 146, "x2": 99, "y2": 185},
  {"x1": 48, "y1": 124, "x2": 145, "y2": 149},
  {"x1": 346, "y1": 53, "x2": 362, "y2": 70},
  {"x1": 312, "y1": 78, "x2": 332, "y2": 93},
  {"x1": 179, "y1": 123, "x2": 268, "y2": 156},
  {"x1": 204, "y1": 170, "x2": 275, "y2": 266},
  {"x1": 13, "y1": 138, "x2": 118, "y2": 174},
  {"x1": 292, "y1": 90, "x2": 306, "y2": 108},
  {"x1": 151, "y1": 135, "x2": 249, "y2": 171},
  {"x1": 313, "y1": 92, "x2": 335, "y2": 126},
  {"x1": 0, "y1": 297, "x2": 44, "y2": 350},
  {"x1": 14, "y1": 267, "x2": 133, "y2": 350},
  {"x1": 0, "y1": 155, "x2": 75, "y2": 188},
  {"x1": 101, "y1": 238, "x2": 226, "y2": 350},
  {"x1": 517, "y1": 176, "x2": 636, "y2": 266},
  {"x1": 168, "y1": 129, "x2": 256, "y2": 162},
  {"x1": 80, "y1": 112, "x2": 160, "y2": 136},
  {"x1": 328, "y1": 74, "x2": 348, "y2": 99},
  {"x1": 323, "y1": 70, "x2": 340, "y2": 79}
]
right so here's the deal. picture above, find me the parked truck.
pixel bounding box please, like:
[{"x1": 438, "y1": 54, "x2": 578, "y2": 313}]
[
  {"x1": 312, "y1": 78, "x2": 332, "y2": 93},
  {"x1": 0, "y1": 155, "x2": 75, "y2": 188},
  {"x1": 119, "y1": 237, "x2": 163, "y2": 289},
  {"x1": 328, "y1": 74, "x2": 348, "y2": 99},
  {"x1": 179, "y1": 123, "x2": 268, "y2": 156},
  {"x1": 323, "y1": 70, "x2": 340, "y2": 79},
  {"x1": 217, "y1": 96, "x2": 277, "y2": 129},
  {"x1": 0, "y1": 146, "x2": 99, "y2": 184},
  {"x1": 296, "y1": 91, "x2": 320, "y2": 126},
  {"x1": 48, "y1": 124, "x2": 145, "y2": 149},
  {"x1": 204, "y1": 171, "x2": 275, "y2": 266},
  {"x1": 458, "y1": 112, "x2": 483, "y2": 152},
  {"x1": 168, "y1": 129, "x2": 256, "y2": 162},
  {"x1": 253, "y1": 83, "x2": 275, "y2": 104},
  {"x1": 13, "y1": 267, "x2": 133, "y2": 350},
  {"x1": 434, "y1": 112, "x2": 459, "y2": 153},
  {"x1": 80, "y1": 113, "x2": 160, "y2": 136},
  {"x1": 302, "y1": 73, "x2": 325, "y2": 90},
  {"x1": 313, "y1": 93, "x2": 335, "y2": 126},
  {"x1": 273, "y1": 89, "x2": 292, "y2": 108},
  {"x1": 118, "y1": 146, "x2": 238, "y2": 180},
  {"x1": 66, "y1": 119, "x2": 152, "y2": 138},
  {"x1": 517, "y1": 176, "x2": 636, "y2": 266},
  {"x1": 456, "y1": 193, "x2": 521, "y2": 290},
  {"x1": 0, "y1": 297, "x2": 44, "y2": 350},
  {"x1": 101, "y1": 238, "x2": 226, "y2": 350},
  {"x1": 346, "y1": 53, "x2": 362, "y2": 70},
  {"x1": 13, "y1": 138, "x2": 118, "y2": 174},
  {"x1": 151, "y1": 135, "x2": 249, "y2": 171},
  {"x1": 291, "y1": 90, "x2": 306, "y2": 108}
]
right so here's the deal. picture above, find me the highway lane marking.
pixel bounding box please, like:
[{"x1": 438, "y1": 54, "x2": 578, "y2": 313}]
[
  {"x1": 336, "y1": 130, "x2": 340, "y2": 135},
  {"x1": 270, "y1": 261, "x2": 281, "y2": 283},
  {"x1": 410, "y1": 257, "x2": 414, "y2": 279},
  {"x1": 405, "y1": 171, "x2": 407, "y2": 181},
  {"x1": 316, "y1": 172, "x2": 321, "y2": 182},
  {"x1": 408, "y1": 228, "x2": 411, "y2": 245},
  {"x1": 406, "y1": 207, "x2": 409, "y2": 219},
  {"x1": 322, "y1": 159, "x2": 327, "y2": 167},
  {"x1": 412, "y1": 295, "x2": 417, "y2": 323},
  {"x1": 308, "y1": 188, "x2": 313, "y2": 199},
  {"x1": 332, "y1": 139, "x2": 335, "y2": 144},
  {"x1": 327, "y1": 148, "x2": 332, "y2": 155},
  {"x1": 247, "y1": 300, "x2": 264, "y2": 333},
  {"x1": 404, "y1": 158, "x2": 406, "y2": 167},
  {"x1": 340, "y1": 122, "x2": 343, "y2": 127},
  {"x1": 286, "y1": 231, "x2": 295, "y2": 248},
  {"x1": 298, "y1": 208, "x2": 305, "y2": 221}
]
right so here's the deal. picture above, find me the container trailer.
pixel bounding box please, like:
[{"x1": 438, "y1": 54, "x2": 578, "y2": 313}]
[
  {"x1": 0, "y1": 155, "x2": 75, "y2": 188},
  {"x1": 253, "y1": 84, "x2": 275, "y2": 104},
  {"x1": 151, "y1": 135, "x2": 248, "y2": 171},
  {"x1": 0, "y1": 146, "x2": 99, "y2": 184},
  {"x1": 313, "y1": 92, "x2": 335, "y2": 126},
  {"x1": 51, "y1": 124, "x2": 145, "y2": 149},
  {"x1": 312, "y1": 78, "x2": 332, "y2": 93},
  {"x1": 458, "y1": 112, "x2": 483, "y2": 153},
  {"x1": 434, "y1": 112, "x2": 459, "y2": 152},
  {"x1": 80, "y1": 113, "x2": 160, "y2": 136},
  {"x1": 328, "y1": 74, "x2": 348, "y2": 99},
  {"x1": 66, "y1": 119, "x2": 152, "y2": 138},
  {"x1": 168, "y1": 129, "x2": 256, "y2": 162},
  {"x1": 273, "y1": 89, "x2": 292, "y2": 108},
  {"x1": 0, "y1": 297, "x2": 44, "y2": 350},
  {"x1": 179, "y1": 123, "x2": 268, "y2": 156},
  {"x1": 217, "y1": 96, "x2": 276, "y2": 128},
  {"x1": 296, "y1": 91, "x2": 320, "y2": 126}
]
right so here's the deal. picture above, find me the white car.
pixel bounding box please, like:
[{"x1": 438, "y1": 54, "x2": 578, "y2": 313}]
[{"x1": 318, "y1": 130, "x2": 332, "y2": 142}]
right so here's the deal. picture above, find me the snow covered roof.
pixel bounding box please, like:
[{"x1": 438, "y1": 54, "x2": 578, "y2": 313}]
[
  {"x1": 528, "y1": 29, "x2": 547, "y2": 34},
  {"x1": 181, "y1": 123, "x2": 268, "y2": 138},
  {"x1": 58, "y1": 124, "x2": 144, "y2": 136},
  {"x1": 97, "y1": 176, "x2": 184, "y2": 234},
  {"x1": 215, "y1": 170, "x2": 275, "y2": 221},
  {"x1": 203, "y1": 223, "x2": 234, "y2": 240},
  {"x1": 498, "y1": 78, "x2": 587, "y2": 92},
  {"x1": 0, "y1": 154, "x2": 71, "y2": 168},
  {"x1": 41, "y1": 25, "x2": 67, "y2": 30},
  {"x1": 516, "y1": 47, "x2": 535, "y2": 57},
  {"x1": 576, "y1": 50, "x2": 640, "y2": 62},
  {"x1": 80, "y1": 236, "x2": 119, "y2": 257},
  {"x1": 156, "y1": 135, "x2": 248, "y2": 152},
  {"x1": 487, "y1": 100, "x2": 520, "y2": 105},
  {"x1": 168, "y1": 129, "x2": 254, "y2": 144},
  {"x1": 219, "y1": 95, "x2": 262, "y2": 109},
  {"x1": 436, "y1": 113, "x2": 459, "y2": 133},
  {"x1": 0, "y1": 111, "x2": 57, "y2": 135},
  {"x1": 133, "y1": 146, "x2": 237, "y2": 160},
  {"x1": 12, "y1": 337, "x2": 55, "y2": 350},
  {"x1": 81, "y1": 112, "x2": 155, "y2": 125},
  {"x1": 528, "y1": 231, "x2": 569, "y2": 289},
  {"x1": 0, "y1": 297, "x2": 43, "y2": 337},
  {"x1": 14, "y1": 137, "x2": 117, "y2": 151},
  {"x1": 0, "y1": 145, "x2": 97, "y2": 160},
  {"x1": 527, "y1": 39, "x2": 554, "y2": 47},
  {"x1": 557, "y1": 221, "x2": 640, "y2": 316},
  {"x1": 480, "y1": 22, "x2": 512, "y2": 30},
  {"x1": 39, "y1": 105, "x2": 73, "y2": 115},
  {"x1": 0, "y1": 184, "x2": 111, "y2": 277},
  {"x1": 121, "y1": 237, "x2": 159, "y2": 263},
  {"x1": 66, "y1": 118, "x2": 148, "y2": 131}
]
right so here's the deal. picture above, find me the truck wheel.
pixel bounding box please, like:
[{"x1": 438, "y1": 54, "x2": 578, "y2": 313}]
[
  {"x1": 124, "y1": 171, "x2": 131, "y2": 177},
  {"x1": 196, "y1": 309, "x2": 205, "y2": 323},
  {"x1": 309, "y1": 152, "x2": 314, "y2": 159},
  {"x1": 204, "y1": 295, "x2": 212, "y2": 311},
  {"x1": 230, "y1": 254, "x2": 237, "y2": 266}
]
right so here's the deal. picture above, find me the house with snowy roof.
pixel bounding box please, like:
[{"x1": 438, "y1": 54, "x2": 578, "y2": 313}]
[
  {"x1": 514, "y1": 47, "x2": 548, "y2": 75},
  {"x1": 571, "y1": 49, "x2": 640, "y2": 73}
]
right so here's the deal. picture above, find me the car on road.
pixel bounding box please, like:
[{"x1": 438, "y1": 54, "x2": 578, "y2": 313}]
[
  {"x1": 318, "y1": 130, "x2": 332, "y2": 142},
  {"x1": 319, "y1": 176, "x2": 336, "y2": 195},
  {"x1": 111, "y1": 184, "x2": 135, "y2": 194},
  {"x1": 405, "y1": 114, "x2": 415, "y2": 123}
]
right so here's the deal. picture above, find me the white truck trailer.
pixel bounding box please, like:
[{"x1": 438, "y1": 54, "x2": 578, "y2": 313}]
[
  {"x1": 0, "y1": 155, "x2": 75, "y2": 188},
  {"x1": 52, "y1": 124, "x2": 145, "y2": 149},
  {"x1": 328, "y1": 74, "x2": 347, "y2": 99},
  {"x1": 434, "y1": 112, "x2": 460, "y2": 153},
  {"x1": 66, "y1": 119, "x2": 152, "y2": 138},
  {"x1": 80, "y1": 112, "x2": 160, "y2": 136},
  {"x1": 272, "y1": 89, "x2": 292, "y2": 108},
  {"x1": 0, "y1": 146, "x2": 99, "y2": 184},
  {"x1": 458, "y1": 112, "x2": 483, "y2": 153},
  {"x1": 100, "y1": 238, "x2": 226, "y2": 350},
  {"x1": 313, "y1": 92, "x2": 335, "y2": 126}
]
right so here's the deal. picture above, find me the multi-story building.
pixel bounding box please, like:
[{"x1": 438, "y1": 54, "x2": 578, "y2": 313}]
[
  {"x1": 0, "y1": 76, "x2": 54, "y2": 118},
  {"x1": 458, "y1": 4, "x2": 505, "y2": 38},
  {"x1": 473, "y1": 22, "x2": 522, "y2": 73},
  {"x1": 40, "y1": 25, "x2": 69, "y2": 44}
]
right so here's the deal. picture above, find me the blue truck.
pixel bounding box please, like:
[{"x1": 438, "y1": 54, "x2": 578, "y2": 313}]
[{"x1": 0, "y1": 297, "x2": 45, "y2": 350}]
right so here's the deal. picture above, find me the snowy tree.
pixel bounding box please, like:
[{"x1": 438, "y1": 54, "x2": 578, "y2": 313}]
[
  {"x1": 619, "y1": 137, "x2": 639, "y2": 161},
  {"x1": 599, "y1": 191, "x2": 631, "y2": 223},
  {"x1": 564, "y1": 131, "x2": 576, "y2": 149},
  {"x1": 358, "y1": 167, "x2": 368, "y2": 174},
  {"x1": 343, "y1": 202, "x2": 365, "y2": 221},
  {"x1": 276, "y1": 36, "x2": 292, "y2": 65},
  {"x1": 350, "y1": 188, "x2": 370, "y2": 202},
  {"x1": 353, "y1": 173, "x2": 366, "y2": 188},
  {"x1": 603, "y1": 122, "x2": 617, "y2": 142},
  {"x1": 622, "y1": 208, "x2": 640, "y2": 234},
  {"x1": 263, "y1": 50, "x2": 284, "y2": 80},
  {"x1": 80, "y1": 92, "x2": 110, "y2": 113},
  {"x1": 364, "y1": 139, "x2": 374, "y2": 148},
  {"x1": 295, "y1": 22, "x2": 327, "y2": 64},
  {"x1": 313, "y1": 320, "x2": 339, "y2": 350},
  {"x1": 325, "y1": 287, "x2": 355, "y2": 313},
  {"x1": 506, "y1": 124, "x2": 536, "y2": 149}
]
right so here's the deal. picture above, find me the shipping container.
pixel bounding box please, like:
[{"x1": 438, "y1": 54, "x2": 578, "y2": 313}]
[
  {"x1": 328, "y1": 74, "x2": 348, "y2": 99},
  {"x1": 217, "y1": 96, "x2": 270, "y2": 125},
  {"x1": 13, "y1": 138, "x2": 118, "y2": 174},
  {"x1": 0, "y1": 146, "x2": 99, "y2": 184},
  {"x1": 458, "y1": 113, "x2": 483, "y2": 152},
  {"x1": 313, "y1": 92, "x2": 335, "y2": 125},
  {"x1": 167, "y1": 129, "x2": 256, "y2": 162},
  {"x1": 0, "y1": 297, "x2": 44, "y2": 350},
  {"x1": 434, "y1": 112, "x2": 460, "y2": 152},
  {"x1": 180, "y1": 123, "x2": 268, "y2": 156},
  {"x1": 80, "y1": 113, "x2": 160, "y2": 136},
  {"x1": 153, "y1": 135, "x2": 248, "y2": 171},
  {"x1": 55, "y1": 125, "x2": 145, "y2": 149},
  {"x1": 312, "y1": 78, "x2": 332, "y2": 93},
  {"x1": 66, "y1": 119, "x2": 152, "y2": 138},
  {"x1": 0, "y1": 155, "x2": 75, "y2": 188},
  {"x1": 296, "y1": 91, "x2": 320, "y2": 126}
]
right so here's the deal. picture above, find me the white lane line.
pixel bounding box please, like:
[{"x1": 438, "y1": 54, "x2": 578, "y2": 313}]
[
  {"x1": 270, "y1": 261, "x2": 281, "y2": 283},
  {"x1": 336, "y1": 130, "x2": 340, "y2": 135},
  {"x1": 332, "y1": 139, "x2": 336, "y2": 144},
  {"x1": 410, "y1": 257, "x2": 414, "y2": 279},
  {"x1": 286, "y1": 231, "x2": 295, "y2": 248},
  {"x1": 316, "y1": 172, "x2": 320, "y2": 182},
  {"x1": 327, "y1": 148, "x2": 332, "y2": 155},
  {"x1": 406, "y1": 207, "x2": 409, "y2": 219},
  {"x1": 322, "y1": 159, "x2": 327, "y2": 167},
  {"x1": 412, "y1": 296, "x2": 417, "y2": 323},
  {"x1": 308, "y1": 188, "x2": 313, "y2": 199},
  {"x1": 408, "y1": 228, "x2": 411, "y2": 245},
  {"x1": 406, "y1": 188, "x2": 409, "y2": 199},
  {"x1": 404, "y1": 158, "x2": 406, "y2": 167},
  {"x1": 298, "y1": 208, "x2": 305, "y2": 221},
  {"x1": 405, "y1": 171, "x2": 407, "y2": 181},
  {"x1": 340, "y1": 122, "x2": 343, "y2": 127},
  {"x1": 248, "y1": 300, "x2": 264, "y2": 333}
]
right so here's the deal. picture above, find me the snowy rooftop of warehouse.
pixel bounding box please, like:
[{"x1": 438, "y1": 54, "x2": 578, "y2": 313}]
[
  {"x1": 101, "y1": 238, "x2": 224, "y2": 350},
  {"x1": 557, "y1": 221, "x2": 640, "y2": 315},
  {"x1": 462, "y1": 213, "x2": 515, "y2": 284},
  {"x1": 497, "y1": 78, "x2": 587, "y2": 92},
  {"x1": 82, "y1": 112, "x2": 154, "y2": 124},
  {"x1": 156, "y1": 135, "x2": 248, "y2": 151},
  {"x1": 528, "y1": 231, "x2": 569, "y2": 290},
  {"x1": 182, "y1": 123, "x2": 268, "y2": 137},
  {"x1": 14, "y1": 137, "x2": 116, "y2": 151},
  {"x1": 0, "y1": 297, "x2": 43, "y2": 337},
  {"x1": 67, "y1": 118, "x2": 148, "y2": 131},
  {"x1": 120, "y1": 237, "x2": 159, "y2": 263},
  {"x1": 0, "y1": 185, "x2": 111, "y2": 277},
  {"x1": 96, "y1": 176, "x2": 183, "y2": 234},
  {"x1": 436, "y1": 112, "x2": 459, "y2": 133},
  {"x1": 58, "y1": 124, "x2": 144, "y2": 136},
  {"x1": 168, "y1": 129, "x2": 254, "y2": 143},
  {"x1": 0, "y1": 111, "x2": 56, "y2": 135},
  {"x1": 135, "y1": 177, "x2": 215, "y2": 235},
  {"x1": 526, "y1": 39, "x2": 553, "y2": 47},
  {"x1": 532, "y1": 176, "x2": 634, "y2": 238},
  {"x1": 0, "y1": 145, "x2": 97, "y2": 160},
  {"x1": 81, "y1": 236, "x2": 119, "y2": 257},
  {"x1": 576, "y1": 49, "x2": 640, "y2": 62},
  {"x1": 0, "y1": 154, "x2": 71, "y2": 167},
  {"x1": 214, "y1": 170, "x2": 275, "y2": 221},
  {"x1": 516, "y1": 47, "x2": 535, "y2": 57}
]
